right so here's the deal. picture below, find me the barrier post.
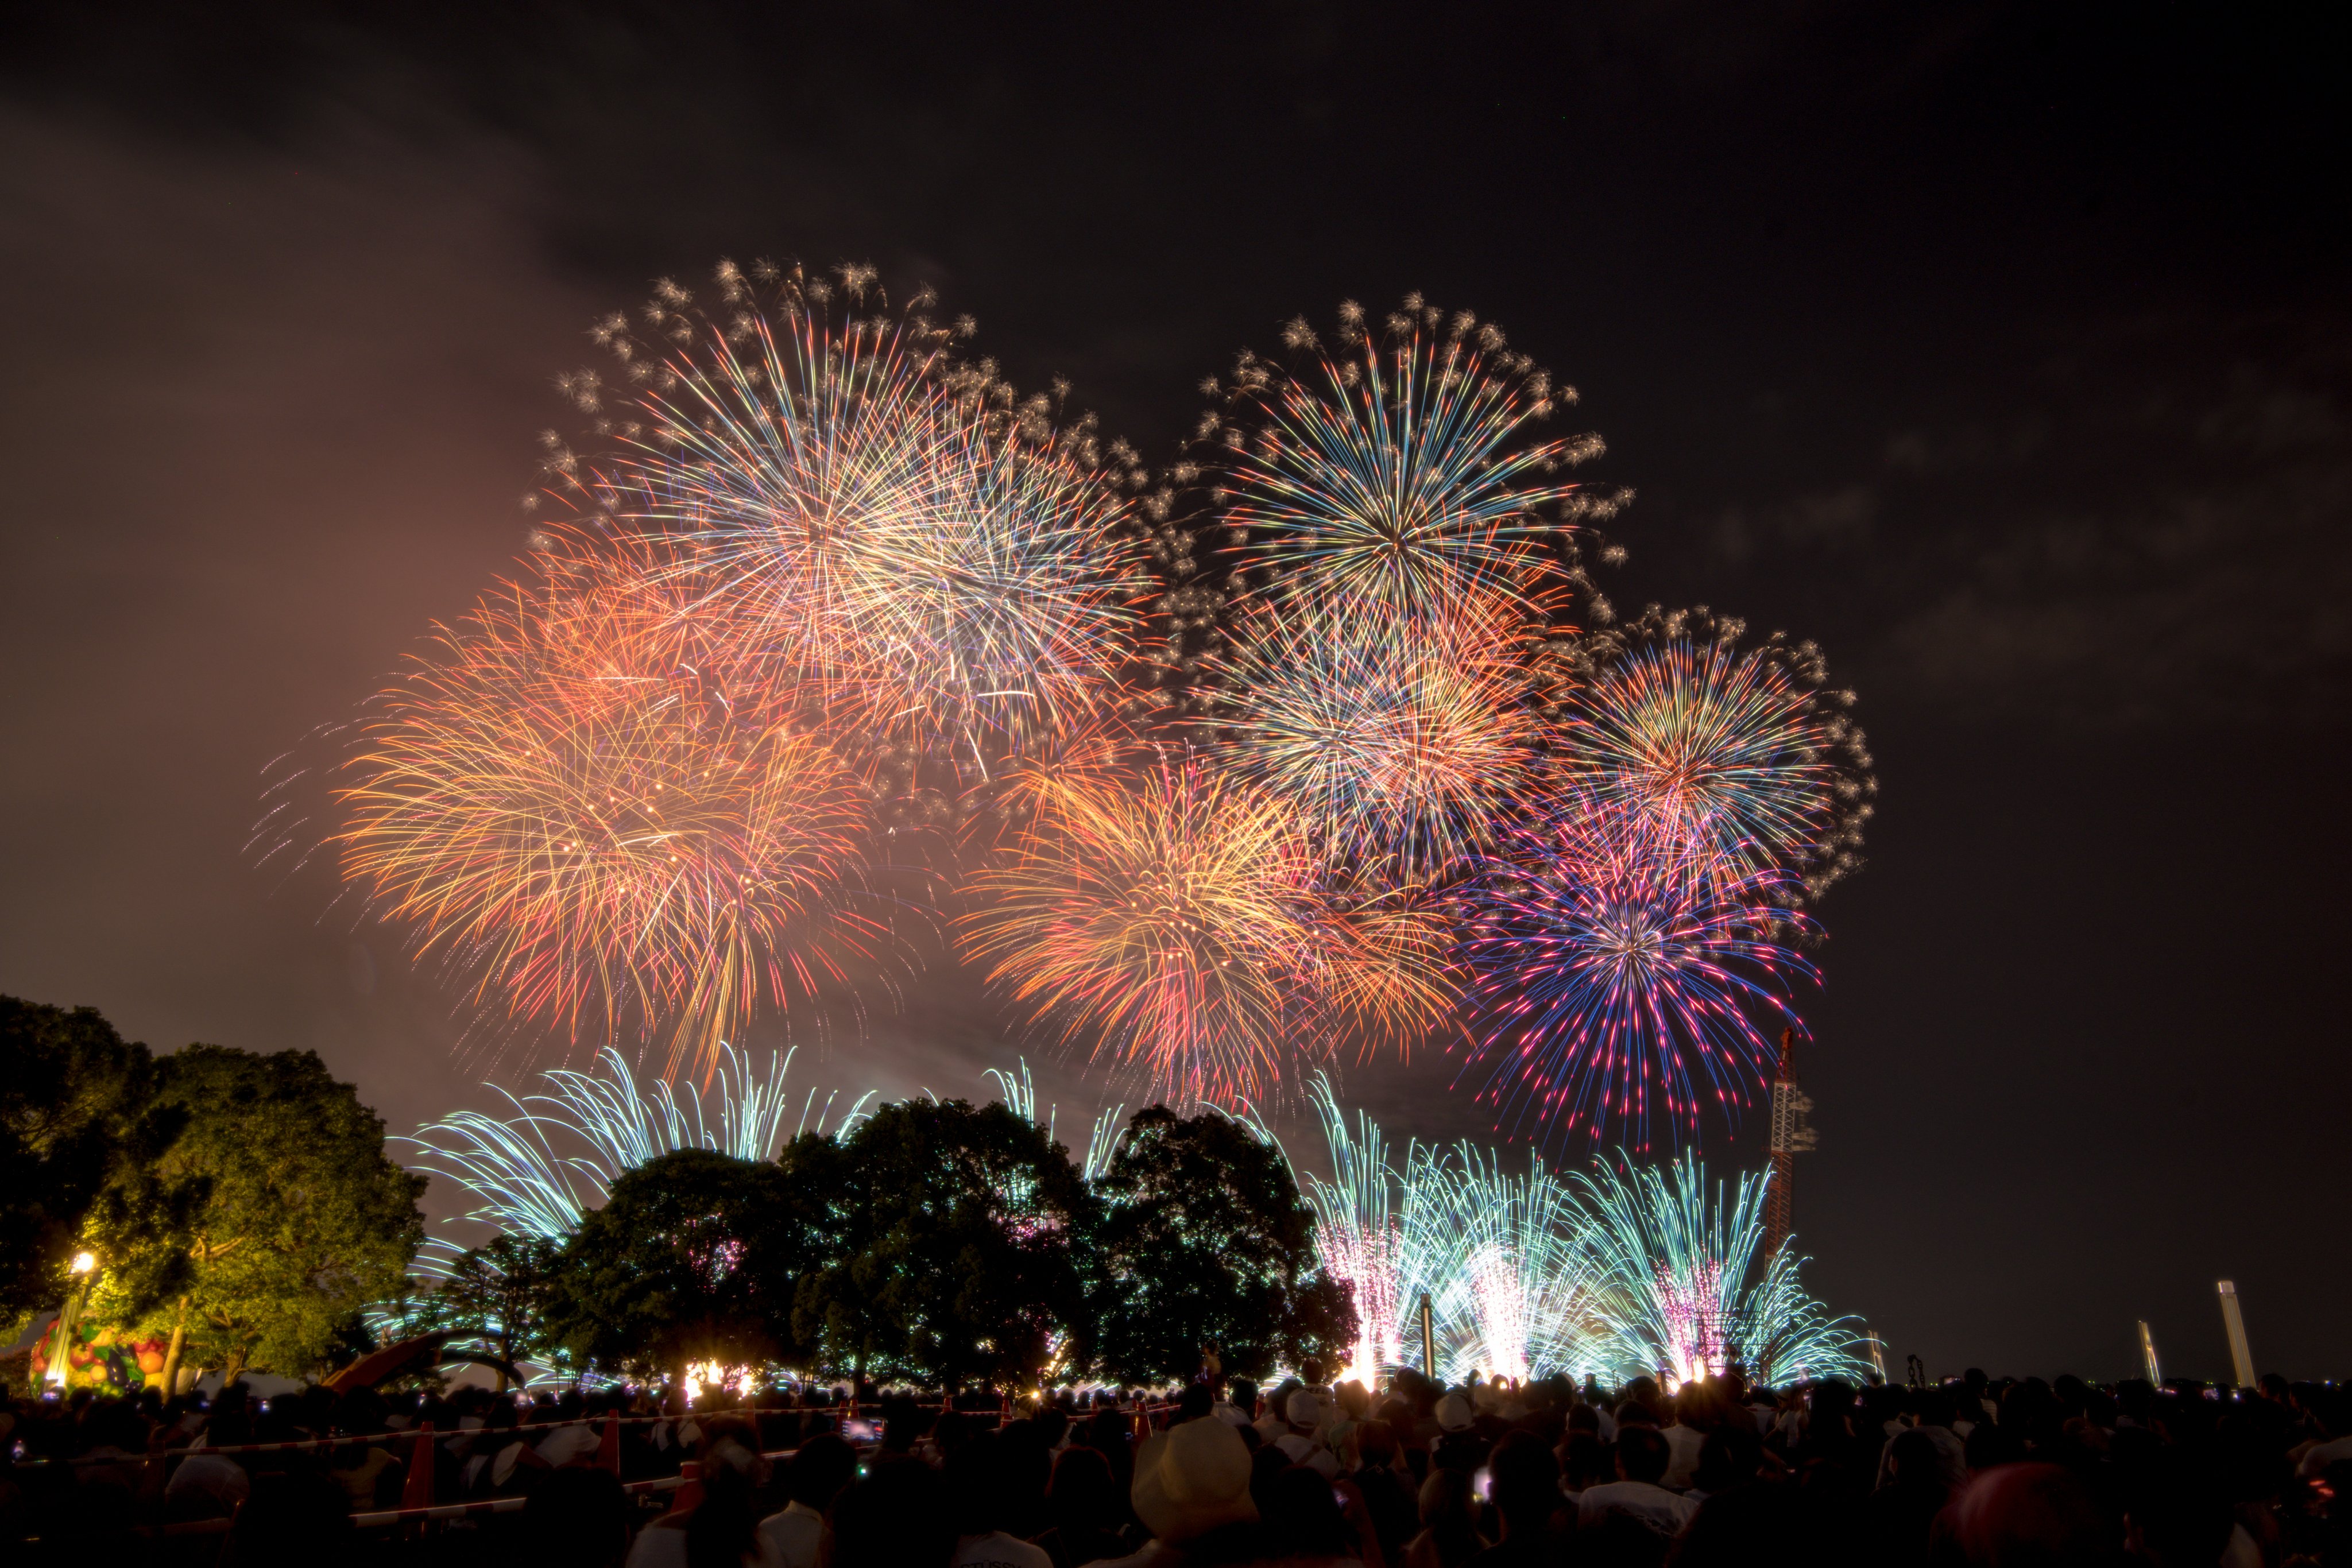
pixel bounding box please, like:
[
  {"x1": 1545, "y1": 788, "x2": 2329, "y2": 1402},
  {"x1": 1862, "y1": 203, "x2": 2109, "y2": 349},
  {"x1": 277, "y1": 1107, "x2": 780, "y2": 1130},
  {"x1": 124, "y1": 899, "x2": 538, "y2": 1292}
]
[
  {"x1": 400, "y1": 1422, "x2": 435, "y2": 1512},
  {"x1": 668, "y1": 1459, "x2": 705, "y2": 1515},
  {"x1": 598, "y1": 1412, "x2": 622, "y2": 1476}
]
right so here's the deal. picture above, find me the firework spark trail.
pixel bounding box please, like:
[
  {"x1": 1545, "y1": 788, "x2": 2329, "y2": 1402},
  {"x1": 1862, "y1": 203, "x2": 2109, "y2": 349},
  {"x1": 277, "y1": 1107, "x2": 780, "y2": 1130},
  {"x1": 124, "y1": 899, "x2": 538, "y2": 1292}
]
[
  {"x1": 382, "y1": 1045, "x2": 873, "y2": 1375},
  {"x1": 1216, "y1": 597, "x2": 1541, "y2": 879},
  {"x1": 1296, "y1": 1080, "x2": 1602, "y2": 1384},
  {"x1": 1287, "y1": 1083, "x2": 1858, "y2": 1387},
  {"x1": 1298, "y1": 1074, "x2": 1406, "y2": 1385},
  {"x1": 1571, "y1": 1151, "x2": 1867, "y2": 1385},
  {"x1": 1401, "y1": 1139, "x2": 1600, "y2": 1384},
  {"x1": 985, "y1": 1057, "x2": 1131, "y2": 1179},
  {"x1": 1452, "y1": 792, "x2": 1818, "y2": 1151},
  {"x1": 335, "y1": 539, "x2": 888, "y2": 1079},
  {"x1": 403, "y1": 1044, "x2": 865, "y2": 1242}
]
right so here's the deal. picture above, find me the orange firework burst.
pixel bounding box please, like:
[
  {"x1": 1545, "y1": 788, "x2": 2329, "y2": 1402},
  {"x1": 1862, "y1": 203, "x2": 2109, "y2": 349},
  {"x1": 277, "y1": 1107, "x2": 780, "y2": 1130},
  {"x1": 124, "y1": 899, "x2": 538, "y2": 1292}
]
[
  {"x1": 957, "y1": 756, "x2": 1452, "y2": 1102},
  {"x1": 336, "y1": 537, "x2": 888, "y2": 1078}
]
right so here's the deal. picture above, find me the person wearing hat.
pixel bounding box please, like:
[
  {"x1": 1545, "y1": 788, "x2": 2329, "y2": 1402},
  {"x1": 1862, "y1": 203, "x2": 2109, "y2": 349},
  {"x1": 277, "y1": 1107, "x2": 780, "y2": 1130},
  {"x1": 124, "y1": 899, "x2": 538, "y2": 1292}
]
[
  {"x1": 1275, "y1": 1389, "x2": 1341, "y2": 1478},
  {"x1": 1430, "y1": 1395, "x2": 1488, "y2": 1476},
  {"x1": 1212, "y1": 1378, "x2": 1259, "y2": 1431},
  {"x1": 1096, "y1": 1411, "x2": 1262, "y2": 1568}
]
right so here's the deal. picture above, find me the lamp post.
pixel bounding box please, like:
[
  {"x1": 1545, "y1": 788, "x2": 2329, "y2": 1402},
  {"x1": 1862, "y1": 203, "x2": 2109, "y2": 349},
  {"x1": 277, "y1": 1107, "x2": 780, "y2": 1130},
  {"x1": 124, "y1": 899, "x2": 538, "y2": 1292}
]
[
  {"x1": 46, "y1": 1251, "x2": 98, "y2": 1389},
  {"x1": 2216, "y1": 1281, "x2": 2256, "y2": 1389}
]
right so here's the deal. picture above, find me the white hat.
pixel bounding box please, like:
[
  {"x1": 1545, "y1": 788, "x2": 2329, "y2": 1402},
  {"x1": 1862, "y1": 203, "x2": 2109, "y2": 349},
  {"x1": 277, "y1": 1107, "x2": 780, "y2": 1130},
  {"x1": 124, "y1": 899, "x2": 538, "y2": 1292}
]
[
  {"x1": 1132, "y1": 1417, "x2": 1259, "y2": 1544},
  {"x1": 1436, "y1": 1393, "x2": 1476, "y2": 1432},
  {"x1": 535, "y1": 1424, "x2": 601, "y2": 1467},
  {"x1": 1286, "y1": 1389, "x2": 1324, "y2": 1428}
]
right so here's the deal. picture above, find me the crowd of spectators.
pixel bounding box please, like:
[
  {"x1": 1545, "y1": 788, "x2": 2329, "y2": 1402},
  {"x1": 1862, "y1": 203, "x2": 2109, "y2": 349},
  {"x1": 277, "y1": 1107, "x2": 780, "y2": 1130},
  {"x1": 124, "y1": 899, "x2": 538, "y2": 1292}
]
[{"x1": 3, "y1": 1361, "x2": 2348, "y2": 1567}]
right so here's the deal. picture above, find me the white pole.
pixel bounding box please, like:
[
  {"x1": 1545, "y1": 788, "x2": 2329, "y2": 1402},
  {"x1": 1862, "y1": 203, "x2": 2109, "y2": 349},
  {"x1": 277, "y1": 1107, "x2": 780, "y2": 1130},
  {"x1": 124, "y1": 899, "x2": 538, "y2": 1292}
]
[{"x1": 2216, "y1": 1280, "x2": 2256, "y2": 1387}]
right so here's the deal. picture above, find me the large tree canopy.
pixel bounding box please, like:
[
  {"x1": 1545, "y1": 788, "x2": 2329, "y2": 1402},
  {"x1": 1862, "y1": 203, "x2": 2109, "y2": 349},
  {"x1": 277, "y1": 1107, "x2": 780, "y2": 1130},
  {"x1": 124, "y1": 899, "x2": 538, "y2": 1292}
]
[
  {"x1": 0, "y1": 997, "x2": 196, "y2": 1333},
  {"x1": 788, "y1": 1098, "x2": 1096, "y2": 1391},
  {"x1": 136, "y1": 1044, "x2": 425, "y2": 1385},
  {"x1": 549, "y1": 1148, "x2": 802, "y2": 1380},
  {"x1": 1089, "y1": 1106, "x2": 1355, "y2": 1384}
]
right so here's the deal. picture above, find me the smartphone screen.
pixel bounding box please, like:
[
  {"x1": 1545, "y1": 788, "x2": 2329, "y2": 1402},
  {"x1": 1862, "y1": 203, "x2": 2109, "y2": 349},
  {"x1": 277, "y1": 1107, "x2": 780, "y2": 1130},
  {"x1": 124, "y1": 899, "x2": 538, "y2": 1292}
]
[{"x1": 1472, "y1": 1466, "x2": 1493, "y2": 1502}]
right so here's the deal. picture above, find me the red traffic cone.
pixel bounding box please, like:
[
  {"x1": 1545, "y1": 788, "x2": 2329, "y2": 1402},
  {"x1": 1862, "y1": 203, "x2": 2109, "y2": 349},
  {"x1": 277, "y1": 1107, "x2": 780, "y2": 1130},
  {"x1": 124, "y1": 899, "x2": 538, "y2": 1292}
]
[
  {"x1": 597, "y1": 1412, "x2": 621, "y2": 1476},
  {"x1": 668, "y1": 1458, "x2": 704, "y2": 1515},
  {"x1": 400, "y1": 1422, "x2": 435, "y2": 1512}
]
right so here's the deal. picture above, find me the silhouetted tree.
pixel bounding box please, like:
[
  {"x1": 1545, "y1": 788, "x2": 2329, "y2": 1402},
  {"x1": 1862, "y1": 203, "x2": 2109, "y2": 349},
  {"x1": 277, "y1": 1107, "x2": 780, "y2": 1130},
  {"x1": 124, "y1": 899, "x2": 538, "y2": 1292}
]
[
  {"x1": 550, "y1": 1148, "x2": 799, "y2": 1383},
  {"x1": 0, "y1": 996, "x2": 200, "y2": 1335},
  {"x1": 1089, "y1": 1105, "x2": 1355, "y2": 1383},
  {"x1": 788, "y1": 1098, "x2": 1095, "y2": 1391}
]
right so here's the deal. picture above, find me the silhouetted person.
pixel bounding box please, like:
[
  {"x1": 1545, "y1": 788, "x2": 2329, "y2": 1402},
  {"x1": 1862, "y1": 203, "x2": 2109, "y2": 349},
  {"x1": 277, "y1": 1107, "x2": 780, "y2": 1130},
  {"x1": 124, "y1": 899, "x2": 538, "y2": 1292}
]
[
  {"x1": 1258, "y1": 1464, "x2": 1355, "y2": 1563},
  {"x1": 531, "y1": 1465, "x2": 634, "y2": 1568},
  {"x1": 763, "y1": 1433, "x2": 860, "y2": 1568},
  {"x1": 831, "y1": 1458, "x2": 960, "y2": 1568},
  {"x1": 1036, "y1": 1445, "x2": 1127, "y2": 1568},
  {"x1": 1465, "y1": 1431, "x2": 1565, "y2": 1568},
  {"x1": 222, "y1": 1470, "x2": 353, "y2": 1568}
]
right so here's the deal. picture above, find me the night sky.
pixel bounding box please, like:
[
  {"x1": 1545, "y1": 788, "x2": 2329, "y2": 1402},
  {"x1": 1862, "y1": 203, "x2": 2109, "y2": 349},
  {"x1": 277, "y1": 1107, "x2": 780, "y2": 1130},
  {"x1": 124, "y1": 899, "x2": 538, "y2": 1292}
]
[{"x1": 3, "y1": 3, "x2": 2346, "y2": 1383}]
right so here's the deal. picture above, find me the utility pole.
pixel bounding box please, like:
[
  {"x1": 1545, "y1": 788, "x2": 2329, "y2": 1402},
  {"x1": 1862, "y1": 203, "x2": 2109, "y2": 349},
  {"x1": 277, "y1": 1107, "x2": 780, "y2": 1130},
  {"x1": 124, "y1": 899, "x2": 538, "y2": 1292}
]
[
  {"x1": 2216, "y1": 1281, "x2": 2256, "y2": 1388},
  {"x1": 45, "y1": 1251, "x2": 98, "y2": 1389},
  {"x1": 1764, "y1": 1028, "x2": 1817, "y2": 1260}
]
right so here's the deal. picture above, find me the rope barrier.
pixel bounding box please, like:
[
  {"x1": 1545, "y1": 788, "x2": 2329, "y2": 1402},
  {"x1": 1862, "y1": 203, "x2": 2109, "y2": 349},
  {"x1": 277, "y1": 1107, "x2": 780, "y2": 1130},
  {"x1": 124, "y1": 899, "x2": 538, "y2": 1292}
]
[
  {"x1": 65, "y1": 1397, "x2": 1171, "y2": 1464},
  {"x1": 69, "y1": 1406, "x2": 799, "y2": 1462},
  {"x1": 143, "y1": 1445, "x2": 811, "y2": 1536}
]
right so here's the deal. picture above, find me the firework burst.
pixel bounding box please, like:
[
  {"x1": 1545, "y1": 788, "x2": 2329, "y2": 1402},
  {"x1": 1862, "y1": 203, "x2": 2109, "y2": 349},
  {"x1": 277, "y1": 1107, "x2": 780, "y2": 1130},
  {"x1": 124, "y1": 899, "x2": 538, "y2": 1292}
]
[
  {"x1": 549, "y1": 260, "x2": 1151, "y2": 785},
  {"x1": 958, "y1": 758, "x2": 1323, "y2": 1102},
  {"x1": 958, "y1": 757, "x2": 1449, "y2": 1103},
  {"x1": 336, "y1": 538, "x2": 889, "y2": 1077},
  {"x1": 1453, "y1": 793, "x2": 1817, "y2": 1150},
  {"x1": 1562, "y1": 606, "x2": 1876, "y2": 896},
  {"x1": 1214, "y1": 597, "x2": 1541, "y2": 878},
  {"x1": 1201, "y1": 296, "x2": 1622, "y2": 620}
]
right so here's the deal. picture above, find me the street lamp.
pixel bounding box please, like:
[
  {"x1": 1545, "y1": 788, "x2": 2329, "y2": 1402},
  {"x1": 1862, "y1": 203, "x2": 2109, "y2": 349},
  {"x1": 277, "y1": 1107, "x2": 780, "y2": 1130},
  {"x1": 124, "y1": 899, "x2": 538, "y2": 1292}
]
[{"x1": 45, "y1": 1252, "x2": 99, "y2": 1389}]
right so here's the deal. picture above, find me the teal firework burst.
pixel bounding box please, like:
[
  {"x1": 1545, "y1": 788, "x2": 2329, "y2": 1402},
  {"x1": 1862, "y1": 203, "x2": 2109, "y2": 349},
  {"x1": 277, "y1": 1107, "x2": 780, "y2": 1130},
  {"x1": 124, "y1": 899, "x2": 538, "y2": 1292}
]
[{"x1": 1572, "y1": 1150, "x2": 1867, "y2": 1385}]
